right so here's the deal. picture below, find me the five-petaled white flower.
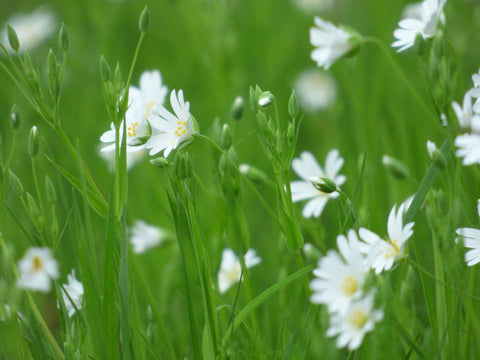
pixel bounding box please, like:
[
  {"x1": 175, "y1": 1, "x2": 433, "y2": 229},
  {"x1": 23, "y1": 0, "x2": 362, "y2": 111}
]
[
  {"x1": 1, "y1": 7, "x2": 56, "y2": 53},
  {"x1": 61, "y1": 270, "x2": 84, "y2": 317},
  {"x1": 130, "y1": 220, "x2": 168, "y2": 254},
  {"x1": 290, "y1": 150, "x2": 346, "y2": 218},
  {"x1": 359, "y1": 203, "x2": 414, "y2": 274},
  {"x1": 392, "y1": 0, "x2": 447, "y2": 52},
  {"x1": 146, "y1": 89, "x2": 198, "y2": 158},
  {"x1": 217, "y1": 248, "x2": 261, "y2": 294},
  {"x1": 309, "y1": 16, "x2": 355, "y2": 70},
  {"x1": 294, "y1": 69, "x2": 337, "y2": 113},
  {"x1": 452, "y1": 89, "x2": 480, "y2": 131},
  {"x1": 456, "y1": 200, "x2": 480, "y2": 266},
  {"x1": 326, "y1": 291, "x2": 383, "y2": 351},
  {"x1": 310, "y1": 230, "x2": 368, "y2": 314},
  {"x1": 455, "y1": 133, "x2": 480, "y2": 166},
  {"x1": 17, "y1": 247, "x2": 59, "y2": 293}
]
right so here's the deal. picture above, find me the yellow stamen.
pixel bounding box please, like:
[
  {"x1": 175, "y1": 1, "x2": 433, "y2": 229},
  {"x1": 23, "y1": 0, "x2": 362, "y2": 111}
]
[
  {"x1": 349, "y1": 309, "x2": 368, "y2": 329},
  {"x1": 127, "y1": 122, "x2": 139, "y2": 138},
  {"x1": 341, "y1": 276, "x2": 358, "y2": 296},
  {"x1": 32, "y1": 256, "x2": 43, "y2": 271}
]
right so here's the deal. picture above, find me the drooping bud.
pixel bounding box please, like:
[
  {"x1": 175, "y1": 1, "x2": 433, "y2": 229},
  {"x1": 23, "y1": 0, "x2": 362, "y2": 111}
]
[
  {"x1": 28, "y1": 126, "x2": 39, "y2": 157},
  {"x1": 7, "y1": 25, "x2": 19, "y2": 52},
  {"x1": 221, "y1": 124, "x2": 233, "y2": 150},
  {"x1": 230, "y1": 96, "x2": 244, "y2": 120},
  {"x1": 309, "y1": 176, "x2": 337, "y2": 194},
  {"x1": 288, "y1": 89, "x2": 298, "y2": 118},
  {"x1": 10, "y1": 105, "x2": 20, "y2": 130},
  {"x1": 139, "y1": 7, "x2": 150, "y2": 33},
  {"x1": 382, "y1": 155, "x2": 410, "y2": 180},
  {"x1": 59, "y1": 23, "x2": 69, "y2": 52}
]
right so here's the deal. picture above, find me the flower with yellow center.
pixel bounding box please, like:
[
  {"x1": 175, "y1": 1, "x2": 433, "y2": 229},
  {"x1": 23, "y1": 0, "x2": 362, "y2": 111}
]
[
  {"x1": 326, "y1": 292, "x2": 383, "y2": 350},
  {"x1": 17, "y1": 247, "x2": 59, "y2": 293},
  {"x1": 359, "y1": 203, "x2": 414, "y2": 274},
  {"x1": 310, "y1": 229, "x2": 367, "y2": 314},
  {"x1": 146, "y1": 89, "x2": 199, "y2": 158}
]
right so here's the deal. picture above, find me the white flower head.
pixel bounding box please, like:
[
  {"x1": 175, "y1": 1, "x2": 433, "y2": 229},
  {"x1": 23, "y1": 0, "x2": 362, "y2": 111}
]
[
  {"x1": 451, "y1": 89, "x2": 480, "y2": 131},
  {"x1": 392, "y1": 0, "x2": 447, "y2": 52},
  {"x1": 146, "y1": 89, "x2": 198, "y2": 158},
  {"x1": 310, "y1": 230, "x2": 368, "y2": 314},
  {"x1": 218, "y1": 248, "x2": 261, "y2": 294},
  {"x1": 61, "y1": 270, "x2": 84, "y2": 317},
  {"x1": 1, "y1": 7, "x2": 56, "y2": 53},
  {"x1": 17, "y1": 247, "x2": 59, "y2": 293},
  {"x1": 290, "y1": 150, "x2": 346, "y2": 218},
  {"x1": 326, "y1": 291, "x2": 383, "y2": 351},
  {"x1": 455, "y1": 133, "x2": 480, "y2": 166},
  {"x1": 293, "y1": 69, "x2": 337, "y2": 113},
  {"x1": 456, "y1": 201, "x2": 480, "y2": 266},
  {"x1": 359, "y1": 204, "x2": 414, "y2": 274},
  {"x1": 130, "y1": 220, "x2": 167, "y2": 254},
  {"x1": 309, "y1": 16, "x2": 356, "y2": 70}
]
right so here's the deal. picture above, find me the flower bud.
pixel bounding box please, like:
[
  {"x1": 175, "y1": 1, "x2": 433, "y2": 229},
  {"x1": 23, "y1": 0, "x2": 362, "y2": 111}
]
[
  {"x1": 288, "y1": 89, "x2": 298, "y2": 118},
  {"x1": 309, "y1": 176, "x2": 337, "y2": 193},
  {"x1": 8, "y1": 169, "x2": 24, "y2": 195},
  {"x1": 45, "y1": 176, "x2": 57, "y2": 204},
  {"x1": 426, "y1": 140, "x2": 446, "y2": 169},
  {"x1": 149, "y1": 156, "x2": 170, "y2": 168},
  {"x1": 113, "y1": 63, "x2": 123, "y2": 92},
  {"x1": 258, "y1": 91, "x2": 274, "y2": 107},
  {"x1": 239, "y1": 164, "x2": 269, "y2": 184},
  {"x1": 286, "y1": 122, "x2": 295, "y2": 147},
  {"x1": 139, "y1": 7, "x2": 150, "y2": 33},
  {"x1": 382, "y1": 155, "x2": 410, "y2": 180},
  {"x1": 230, "y1": 96, "x2": 244, "y2": 120},
  {"x1": 10, "y1": 105, "x2": 20, "y2": 130},
  {"x1": 100, "y1": 56, "x2": 111, "y2": 82},
  {"x1": 59, "y1": 23, "x2": 69, "y2": 52},
  {"x1": 221, "y1": 124, "x2": 233, "y2": 150},
  {"x1": 28, "y1": 126, "x2": 39, "y2": 157},
  {"x1": 7, "y1": 24, "x2": 19, "y2": 52}
]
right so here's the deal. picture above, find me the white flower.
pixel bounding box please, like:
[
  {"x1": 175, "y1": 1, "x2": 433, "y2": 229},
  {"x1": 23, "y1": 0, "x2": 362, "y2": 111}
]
[
  {"x1": 456, "y1": 200, "x2": 480, "y2": 266},
  {"x1": 218, "y1": 249, "x2": 261, "y2": 294},
  {"x1": 451, "y1": 90, "x2": 480, "y2": 130},
  {"x1": 98, "y1": 144, "x2": 147, "y2": 171},
  {"x1": 310, "y1": 230, "x2": 368, "y2": 314},
  {"x1": 455, "y1": 133, "x2": 480, "y2": 166},
  {"x1": 130, "y1": 220, "x2": 167, "y2": 254},
  {"x1": 392, "y1": 0, "x2": 446, "y2": 52},
  {"x1": 293, "y1": 69, "x2": 337, "y2": 113},
  {"x1": 1, "y1": 7, "x2": 56, "y2": 53},
  {"x1": 290, "y1": 150, "x2": 346, "y2": 218},
  {"x1": 309, "y1": 16, "x2": 355, "y2": 70},
  {"x1": 426, "y1": 140, "x2": 437, "y2": 159},
  {"x1": 292, "y1": 0, "x2": 334, "y2": 14},
  {"x1": 359, "y1": 204, "x2": 414, "y2": 274},
  {"x1": 145, "y1": 90, "x2": 198, "y2": 158},
  {"x1": 326, "y1": 292, "x2": 383, "y2": 350},
  {"x1": 17, "y1": 247, "x2": 59, "y2": 293},
  {"x1": 61, "y1": 270, "x2": 84, "y2": 317}
]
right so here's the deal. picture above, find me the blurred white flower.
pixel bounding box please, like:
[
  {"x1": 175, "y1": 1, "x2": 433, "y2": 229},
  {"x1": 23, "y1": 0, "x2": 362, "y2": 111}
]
[
  {"x1": 130, "y1": 220, "x2": 167, "y2": 254},
  {"x1": 293, "y1": 0, "x2": 334, "y2": 14},
  {"x1": 310, "y1": 230, "x2": 368, "y2": 314},
  {"x1": 309, "y1": 16, "x2": 355, "y2": 70},
  {"x1": 218, "y1": 249, "x2": 261, "y2": 294},
  {"x1": 290, "y1": 150, "x2": 346, "y2": 218},
  {"x1": 294, "y1": 69, "x2": 337, "y2": 113},
  {"x1": 17, "y1": 247, "x2": 59, "y2": 293},
  {"x1": 392, "y1": 0, "x2": 447, "y2": 52},
  {"x1": 98, "y1": 144, "x2": 147, "y2": 171},
  {"x1": 426, "y1": 140, "x2": 437, "y2": 159},
  {"x1": 455, "y1": 133, "x2": 480, "y2": 166},
  {"x1": 326, "y1": 292, "x2": 383, "y2": 350},
  {"x1": 61, "y1": 270, "x2": 84, "y2": 317},
  {"x1": 451, "y1": 90, "x2": 480, "y2": 130},
  {"x1": 359, "y1": 203, "x2": 414, "y2": 274},
  {"x1": 146, "y1": 90, "x2": 198, "y2": 158},
  {"x1": 1, "y1": 7, "x2": 56, "y2": 53},
  {"x1": 456, "y1": 201, "x2": 480, "y2": 266}
]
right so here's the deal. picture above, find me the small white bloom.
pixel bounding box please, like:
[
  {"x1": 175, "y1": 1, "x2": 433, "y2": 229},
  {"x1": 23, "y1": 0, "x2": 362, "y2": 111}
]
[
  {"x1": 61, "y1": 270, "x2": 84, "y2": 317},
  {"x1": 292, "y1": 0, "x2": 334, "y2": 14},
  {"x1": 456, "y1": 201, "x2": 480, "y2": 266},
  {"x1": 326, "y1": 292, "x2": 383, "y2": 351},
  {"x1": 359, "y1": 204, "x2": 414, "y2": 274},
  {"x1": 290, "y1": 150, "x2": 346, "y2": 218},
  {"x1": 146, "y1": 90, "x2": 198, "y2": 158},
  {"x1": 451, "y1": 90, "x2": 480, "y2": 130},
  {"x1": 455, "y1": 133, "x2": 480, "y2": 166},
  {"x1": 309, "y1": 16, "x2": 355, "y2": 70},
  {"x1": 218, "y1": 248, "x2": 261, "y2": 294},
  {"x1": 130, "y1": 220, "x2": 167, "y2": 254},
  {"x1": 17, "y1": 247, "x2": 59, "y2": 293},
  {"x1": 392, "y1": 0, "x2": 446, "y2": 52},
  {"x1": 1, "y1": 7, "x2": 56, "y2": 53},
  {"x1": 426, "y1": 140, "x2": 437, "y2": 159},
  {"x1": 293, "y1": 69, "x2": 337, "y2": 113},
  {"x1": 310, "y1": 230, "x2": 368, "y2": 314}
]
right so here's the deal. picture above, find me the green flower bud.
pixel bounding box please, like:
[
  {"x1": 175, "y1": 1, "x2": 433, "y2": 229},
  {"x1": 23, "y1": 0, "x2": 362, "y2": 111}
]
[
  {"x1": 100, "y1": 56, "x2": 111, "y2": 82},
  {"x1": 113, "y1": 63, "x2": 123, "y2": 93},
  {"x1": 286, "y1": 122, "x2": 295, "y2": 147},
  {"x1": 230, "y1": 96, "x2": 244, "y2": 120},
  {"x1": 7, "y1": 24, "x2": 19, "y2": 52},
  {"x1": 382, "y1": 155, "x2": 410, "y2": 180},
  {"x1": 149, "y1": 156, "x2": 170, "y2": 168},
  {"x1": 23, "y1": 50, "x2": 41, "y2": 97},
  {"x1": 221, "y1": 124, "x2": 233, "y2": 150},
  {"x1": 426, "y1": 140, "x2": 446, "y2": 169},
  {"x1": 139, "y1": 7, "x2": 150, "y2": 33},
  {"x1": 288, "y1": 89, "x2": 298, "y2": 118},
  {"x1": 8, "y1": 169, "x2": 24, "y2": 195},
  {"x1": 26, "y1": 192, "x2": 40, "y2": 219},
  {"x1": 302, "y1": 242, "x2": 322, "y2": 263},
  {"x1": 258, "y1": 91, "x2": 274, "y2": 107},
  {"x1": 59, "y1": 23, "x2": 69, "y2": 52},
  {"x1": 47, "y1": 49, "x2": 60, "y2": 100},
  {"x1": 45, "y1": 175, "x2": 56, "y2": 204},
  {"x1": 10, "y1": 105, "x2": 20, "y2": 130},
  {"x1": 28, "y1": 126, "x2": 39, "y2": 157},
  {"x1": 239, "y1": 164, "x2": 269, "y2": 185},
  {"x1": 309, "y1": 176, "x2": 337, "y2": 193}
]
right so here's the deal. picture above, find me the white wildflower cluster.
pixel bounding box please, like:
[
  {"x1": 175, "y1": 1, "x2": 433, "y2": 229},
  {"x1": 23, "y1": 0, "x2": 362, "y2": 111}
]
[
  {"x1": 453, "y1": 69, "x2": 480, "y2": 166},
  {"x1": 392, "y1": 0, "x2": 446, "y2": 52},
  {"x1": 309, "y1": 200, "x2": 414, "y2": 350},
  {"x1": 99, "y1": 70, "x2": 198, "y2": 169}
]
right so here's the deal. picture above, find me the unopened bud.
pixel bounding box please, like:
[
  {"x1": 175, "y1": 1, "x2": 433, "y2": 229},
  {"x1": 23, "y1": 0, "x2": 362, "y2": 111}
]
[
  {"x1": 221, "y1": 124, "x2": 233, "y2": 150},
  {"x1": 309, "y1": 176, "x2": 337, "y2": 193},
  {"x1": 239, "y1": 164, "x2": 269, "y2": 184},
  {"x1": 139, "y1": 7, "x2": 150, "y2": 33},
  {"x1": 114, "y1": 63, "x2": 123, "y2": 92},
  {"x1": 286, "y1": 122, "x2": 295, "y2": 146},
  {"x1": 7, "y1": 25, "x2": 19, "y2": 52},
  {"x1": 230, "y1": 96, "x2": 244, "y2": 120},
  {"x1": 426, "y1": 140, "x2": 446, "y2": 169},
  {"x1": 10, "y1": 105, "x2": 20, "y2": 130},
  {"x1": 149, "y1": 156, "x2": 169, "y2": 168},
  {"x1": 288, "y1": 89, "x2": 298, "y2": 118},
  {"x1": 45, "y1": 176, "x2": 56, "y2": 203},
  {"x1": 59, "y1": 23, "x2": 69, "y2": 52},
  {"x1": 382, "y1": 155, "x2": 410, "y2": 180},
  {"x1": 302, "y1": 242, "x2": 322, "y2": 262},
  {"x1": 28, "y1": 126, "x2": 39, "y2": 157},
  {"x1": 258, "y1": 91, "x2": 274, "y2": 107}
]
